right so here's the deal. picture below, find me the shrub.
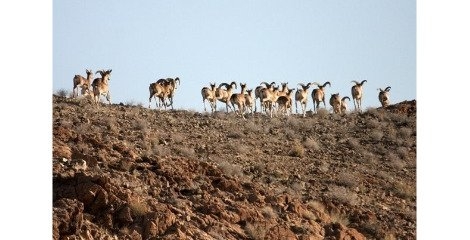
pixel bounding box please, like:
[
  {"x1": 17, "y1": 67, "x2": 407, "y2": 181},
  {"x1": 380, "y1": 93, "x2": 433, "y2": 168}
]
[
  {"x1": 328, "y1": 185, "x2": 359, "y2": 206},
  {"x1": 303, "y1": 138, "x2": 320, "y2": 151},
  {"x1": 370, "y1": 130, "x2": 384, "y2": 142},
  {"x1": 289, "y1": 141, "x2": 305, "y2": 157},
  {"x1": 129, "y1": 201, "x2": 149, "y2": 217}
]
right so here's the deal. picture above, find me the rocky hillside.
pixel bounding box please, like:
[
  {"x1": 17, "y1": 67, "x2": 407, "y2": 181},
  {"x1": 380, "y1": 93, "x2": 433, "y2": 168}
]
[{"x1": 53, "y1": 95, "x2": 416, "y2": 240}]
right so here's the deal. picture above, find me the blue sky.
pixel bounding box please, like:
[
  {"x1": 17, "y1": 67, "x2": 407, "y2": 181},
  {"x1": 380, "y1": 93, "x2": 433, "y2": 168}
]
[{"x1": 53, "y1": 0, "x2": 415, "y2": 111}]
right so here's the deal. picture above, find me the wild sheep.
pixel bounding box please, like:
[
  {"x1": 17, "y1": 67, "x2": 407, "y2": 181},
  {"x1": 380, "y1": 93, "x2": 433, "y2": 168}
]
[
  {"x1": 92, "y1": 69, "x2": 112, "y2": 105},
  {"x1": 149, "y1": 80, "x2": 166, "y2": 109},
  {"x1": 276, "y1": 88, "x2": 294, "y2": 117},
  {"x1": 340, "y1": 96, "x2": 351, "y2": 114},
  {"x1": 156, "y1": 77, "x2": 180, "y2": 110},
  {"x1": 295, "y1": 82, "x2": 315, "y2": 117},
  {"x1": 216, "y1": 81, "x2": 237, "y2": 112},
  {"x1": 329, "y1": 93, "x2": 342, "y2": 114},
  {"x1": 351, "y1": 80, "x2": 367, "y2": 112},
  {"x1": 311, "y1": 81, "x2": 331, "y2": 113},
  {"x1": 276, "y1": 82, "x2": 289, "y2": 97},
  {"x1": 254, "y1": 81, "x2": 276, "y2": 113},
  {"x1": 72, "y1": 69, "x2": 93, "y2": 98},
  {"x1": 230, "y1": 83, "x2": 248, "y2": 118},
  {"x1": 201, "y1": 82, "x2": 218, "y2": 112},
  {"x1": 244, "y1": 89, "x2": 254, "y2": 115},
  {"x1": 260, "y1": 85, "x2": 280, "y2": 118},
  {"x1": 378, "y1": 86, "x2": 391, "y2": 107}
]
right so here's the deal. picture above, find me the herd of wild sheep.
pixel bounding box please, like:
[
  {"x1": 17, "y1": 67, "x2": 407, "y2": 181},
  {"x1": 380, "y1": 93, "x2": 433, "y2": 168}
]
[{"x1": 72, "y1": 69, "x2": 392, "y2": 118}]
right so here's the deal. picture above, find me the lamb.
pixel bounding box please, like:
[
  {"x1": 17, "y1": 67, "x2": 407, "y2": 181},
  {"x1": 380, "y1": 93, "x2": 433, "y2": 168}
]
[
  {"x1": 329, "y1": 93, "x2": 342, "y2": 114},
  {"x1": 244, "y1": 89, "x2": 254, "y2": 115},
  {"x1": 72, "y1": 69, "x2": 93, "y2": 98},
  {"x1": 340, "y1": 96, "x2": 351, "y2": 114},
  {"x1": 92, "y1": 69, "x2": 112, "y2": 105},
  {"x1": 230, "y1": 83, "x2": 248, "y2": 118},
  {"x1": 311, "y1": 82, "x2": 331, "y2": 113},
  {"x1": 378, "y1": 86, "x2": 391, "y2": 107},
  {"x1": 295, "y1": 82, "x2": 315, "y2": 117},
  {"x1": 351, "y1": 80, "x2": 367, "y2": 112},
  {"x1": 276, "y1": 88, "x2": 294, "y2": 117},
  {"x1": 201, "y1": 82, "x2": 218, "y2": 112}
]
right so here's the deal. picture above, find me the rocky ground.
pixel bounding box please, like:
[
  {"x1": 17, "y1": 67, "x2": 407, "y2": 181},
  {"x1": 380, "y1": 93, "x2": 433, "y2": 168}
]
[{"x1": 53, "y1": 95, "x2": 416, "y2": 240}]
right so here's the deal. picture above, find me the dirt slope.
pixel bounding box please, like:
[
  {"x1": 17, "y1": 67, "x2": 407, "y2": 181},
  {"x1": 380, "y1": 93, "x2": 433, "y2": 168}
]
[{"x1": 53, "y1": 95, "x2": 416, "y2": 239}]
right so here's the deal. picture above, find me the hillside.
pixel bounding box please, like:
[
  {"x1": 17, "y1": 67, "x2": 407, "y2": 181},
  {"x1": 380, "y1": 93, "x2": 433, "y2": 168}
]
[{"x1": 53, "y1": 95, "x2": 416, "y2": 240}]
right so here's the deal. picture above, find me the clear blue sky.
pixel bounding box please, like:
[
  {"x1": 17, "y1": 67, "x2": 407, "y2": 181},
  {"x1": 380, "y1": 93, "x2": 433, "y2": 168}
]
[{"x1": 53, "y1": 0, "x2": 415, "y2": 111}]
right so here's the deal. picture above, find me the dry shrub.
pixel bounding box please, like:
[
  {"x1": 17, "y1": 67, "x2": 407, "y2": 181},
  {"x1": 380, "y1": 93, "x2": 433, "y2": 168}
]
[
  {"x1": 303, "y1": 138, "x2": 320, "y2": 151},
  {"x1": 244, "y1": 121, "x2": 260, "y2": 133},
  {"x1": 218, "y1": 161, "x2": 244, "y2": 178},
  {"x1": 171, "y1": 133, "x2": 185, "y2": 143},
  {"x1": 370, "y1": 129, "x2": 384, "y2": 141},
  {"x1": 174, "y1": 146, "x2": 196, "y2": 158},
  {"x1": 286, "y1": 117, "x2": 302, "y2": 129},
  {"x1": 233, "y1": 144, "x2": 250, "y2": 155},
  {"x1": 328, "y1": 185, "x2": 359, "y2": 206},
  {"x1": 129, "y1": 200, "x2": 149, "y2": 217},
  {"x1": 392, "y1": 181, "x2": 415, "y2": 200},
  {"x1": 261, "y1": 206, "x2": 278, "y2": 219},
  {"x1": 398, "y1": 127, "x2": 413, "y2": 138},
  {"x1": 244, "y1": 222, "x2": 268, "y2": 240},
  {"x1": 284, "y1": 128, "x2": 296, "y2": 140},
  {"x1": 134, "y1": 118, "x2": 148, "y2": 131},
  {"x1": 55, "y1": 89, "x2": 70, "y2": 98},
  {"x1": 347, "y1": 138, "x2": 361, "y2": 150},
  {"x1": 336, "y1": 172, "x2": 358, "y2": 188},
  {"x1": 330, "y1": 211, "x2": 350, "y2": 226},
  {"x1": 387, "y1": 153, "x2": 406, "y2": 170},
  {"x1": 366, "y1": 118, "x2": 381, "y2": 128},
  {"x1": 316, "y1": 108, "x2": 329, "y2": 118},
  {"x1": 319, "y1": 162, "x2": 329, "y2": 173},
  {"x1": 307, "y1": 200, "x2": 326, "y2": 213},
  {"x1": 289, "y1": 141, "x2": 305, "y2": 157}
]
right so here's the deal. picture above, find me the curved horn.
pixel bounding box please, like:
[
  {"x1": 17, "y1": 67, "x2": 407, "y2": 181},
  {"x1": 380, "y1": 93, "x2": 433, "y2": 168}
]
[
  {"x1": 342, "y1": 96, "x2": 351, "y2": 101},
  {"x1": 351, "y1": 80, "x2": 360, "y2": 85},
  {"x1": 260, "y1": 81, "x2": 269, "y2": 87},
  {"x1": 175, "y1": 77, "x2": 180, "y2": 85},
  {"x1": 218, "y1": 82, "x2": 229, "y2": 88},
  {"x1": 385, "y1": 86, "x2": 391, "y2": 92},
  {"x1": 323, "y1": 81, "x2": 331, "y2": 88},
  {"x1": 360, "y1": 80, "x2": 367, "y2": 85},
  {"x1": 298, "y1": 83, "x2": 305, "y2": 88}
]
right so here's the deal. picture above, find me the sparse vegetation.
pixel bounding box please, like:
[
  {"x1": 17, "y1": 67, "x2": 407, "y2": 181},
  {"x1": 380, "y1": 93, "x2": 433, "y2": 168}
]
[{"x1": 53, "y1": 95, "x2": 416, "y2": 240}]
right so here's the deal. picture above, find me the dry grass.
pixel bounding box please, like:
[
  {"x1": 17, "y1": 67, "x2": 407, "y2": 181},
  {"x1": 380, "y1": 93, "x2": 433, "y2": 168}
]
[
  {"x1": 303, "y1": 138, "x2": 320, "y2": 151},
  {"x1": 261, "y1": 206, "x2": 278, "y2": 219},
  {"x1": 129, "y1": 200, "x2": 149, "y2": 217},
  {"x1": 370, "y1": 129, "x2": 384, "y2": 142},
  {"x1": 244, "y1": 222, "x2": 268, "y2": 240},
  {"x1": 55, "y1": 89, "x2": 70, "y2": 98},
  {"x1": 330, "y1": 211, "x2": 350, "y2": 226},
  {"x1": 328, "y1": 185, "x2": 359, "y2": 206},
  {"x1": 218, "y1": 160, "x2": 244, "y2": 178},
  {"x1": 289, "y1": 141, "x2": 305, "y2": 157},
  {"x1": 336, "y1": 172, "x2": 358, "y2": 188}
]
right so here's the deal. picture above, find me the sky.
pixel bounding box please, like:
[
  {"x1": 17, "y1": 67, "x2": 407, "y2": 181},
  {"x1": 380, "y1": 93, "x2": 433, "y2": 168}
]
[{"x1": 53, "y1": 0, "x2": 415, "y2": 112}]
